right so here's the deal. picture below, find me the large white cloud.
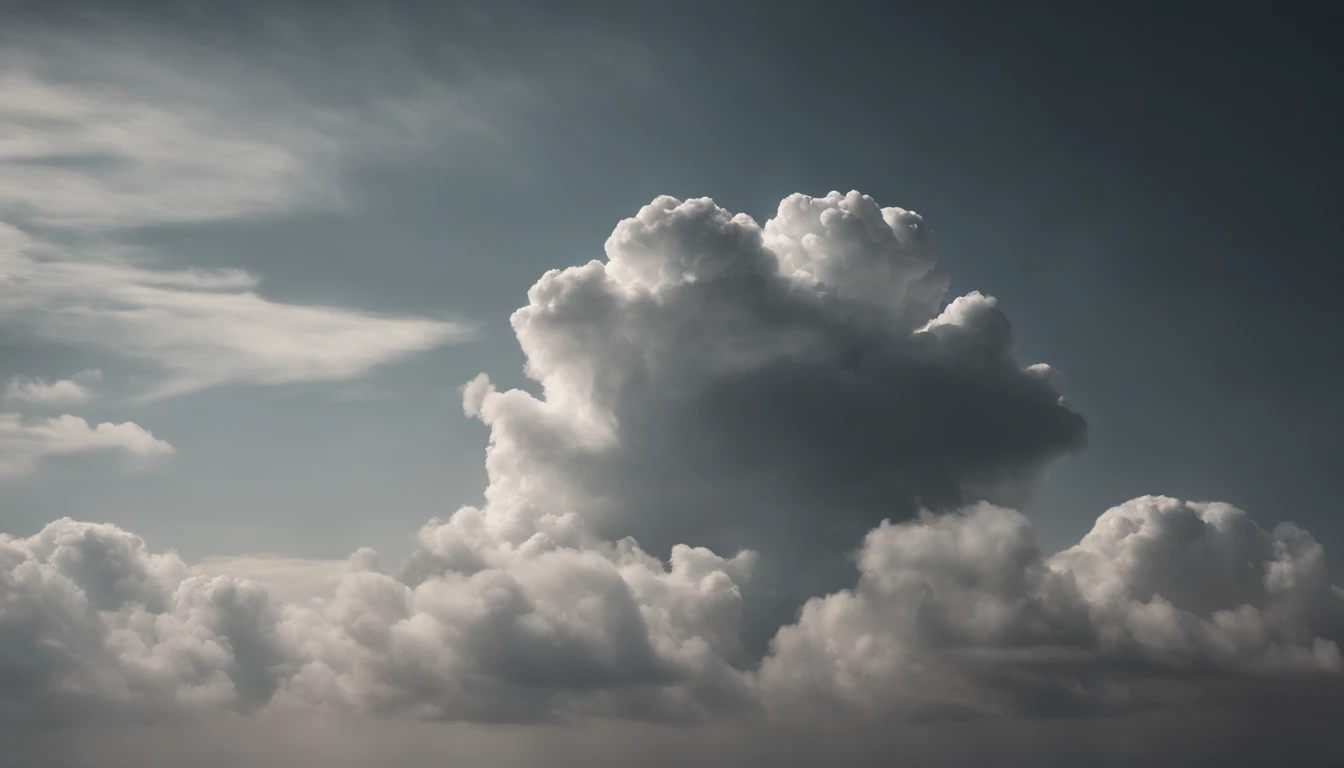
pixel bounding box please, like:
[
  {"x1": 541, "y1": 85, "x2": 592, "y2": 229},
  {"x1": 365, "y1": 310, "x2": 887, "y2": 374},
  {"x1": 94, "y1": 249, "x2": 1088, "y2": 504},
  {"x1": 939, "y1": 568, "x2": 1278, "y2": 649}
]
[
  {"x1": 1, "y1": 192, "x2": 1340, "y2": 735},
  {"x1": 468, "y1": 192, "x2": 1086, "y2": 647},
  {"x1": 276, "y1": 504, "x2": 757, "y2": 723}
]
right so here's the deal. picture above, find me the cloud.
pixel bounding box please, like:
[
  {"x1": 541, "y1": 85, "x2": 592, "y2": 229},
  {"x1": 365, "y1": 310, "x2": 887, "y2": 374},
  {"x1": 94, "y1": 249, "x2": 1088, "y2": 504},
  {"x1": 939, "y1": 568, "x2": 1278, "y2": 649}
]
[
  {"x1": 1, "y1": 192, "x2": 1339, "y2": 745},
  {"x1": 0, "y1": 29, "x2": 481, "y2": 399},
  {"x1": 0, "y1": 412, "x2": 173, "y2": 478},
  {"x1": 0, "y1": 26, "x2": 497, "y2": 231},
  {"x1": 468, "y1": 191, "x2": 1085, "y2": 647},
  {"x1": 759, "y1": 497, "x2": 1344, "y2": 722},
  {"x1": 0, "y1": 63, "x2": 337, "y2": 231},
  {"x1": 0, "y1": 511, "x2": 757, "y2": 726},
  {"x1": 3, "y1": 370, "x2": 101, "y2": 406},
  {"x1": 4, "y1": 496, "x2": 1339, "y2": 730},
  {"x1": 0, "y1": 224, "x2": 471, "y2": 400},
  {"x1": 0, "y1": 519, "x2": 287, "y2": 727}
]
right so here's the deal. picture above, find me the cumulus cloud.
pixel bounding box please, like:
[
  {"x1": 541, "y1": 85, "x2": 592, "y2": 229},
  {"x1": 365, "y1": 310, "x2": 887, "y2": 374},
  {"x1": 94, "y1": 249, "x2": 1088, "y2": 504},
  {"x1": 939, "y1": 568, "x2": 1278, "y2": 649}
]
[
  {"x1": 468, "y1": 191, "x2": 1085, "y2": 646},
  {"x1": 760, "y1": 496, "x2": 1344, "y2": 721},
  {"x1": 3, "y1": 370, "x2": 101, "y2": 406},
  {"x1": 0, "y1": 519, "x2": 287, "y2": 726},
  {"x1": 0, "y1": 62, "x2": 335, "y2": 231},
  {"x1": 0, "y1": 511, "x2": 757, "y2": 726},
  {"x1": 0, "y1": 412, "x2": 173, "y2": 478},
  {"x1": 1, "y1": 192, "x2": 1340, "y2": 741},
  {"x1": 275, "y1": 504, "x2": 757, "y2": 723}
]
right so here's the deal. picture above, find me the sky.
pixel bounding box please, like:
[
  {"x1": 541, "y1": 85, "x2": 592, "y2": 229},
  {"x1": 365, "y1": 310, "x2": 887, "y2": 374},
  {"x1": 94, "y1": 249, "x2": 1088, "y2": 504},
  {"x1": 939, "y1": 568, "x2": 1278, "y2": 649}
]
[{"x1": 1, "y1": 1, "x2": 1343, "y2": 766}]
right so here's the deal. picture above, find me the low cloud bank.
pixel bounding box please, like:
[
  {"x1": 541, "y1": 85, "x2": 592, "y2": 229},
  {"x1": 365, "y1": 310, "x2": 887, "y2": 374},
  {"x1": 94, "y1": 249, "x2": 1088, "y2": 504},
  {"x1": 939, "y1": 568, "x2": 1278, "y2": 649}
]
[{"x1": 3, "y1": 193, "x2": 1339, "y2": 740}]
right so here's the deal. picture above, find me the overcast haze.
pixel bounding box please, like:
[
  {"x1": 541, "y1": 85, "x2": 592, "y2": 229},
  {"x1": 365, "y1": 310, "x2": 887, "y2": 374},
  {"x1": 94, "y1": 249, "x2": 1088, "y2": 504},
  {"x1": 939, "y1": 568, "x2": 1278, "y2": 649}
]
[{"x1": 2, "y1": 1, "x2": 1342, "y2": 766}]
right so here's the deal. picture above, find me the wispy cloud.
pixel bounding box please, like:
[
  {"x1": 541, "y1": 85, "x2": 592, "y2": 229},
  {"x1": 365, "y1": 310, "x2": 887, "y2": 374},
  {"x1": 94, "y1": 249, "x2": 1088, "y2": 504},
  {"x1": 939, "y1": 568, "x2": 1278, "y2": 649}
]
[
  {"x1": 0, "y1": 26, "x2": 499, "y2": 231},
  {"x1": 1, "y1": 223, "x2": 471, "y2": 400},
  {"x1": 0, "y1": 28, "x2": 486, "y2": 400},
  {"x1": 0, "y1": 67, "x2": 338, "y2": 230},
  {"x1": 3, "y1": 370, "x2": 101, "y2": 406},
  {"x1": 0, "y1": 411, "x2": 173, "y2": 478}
]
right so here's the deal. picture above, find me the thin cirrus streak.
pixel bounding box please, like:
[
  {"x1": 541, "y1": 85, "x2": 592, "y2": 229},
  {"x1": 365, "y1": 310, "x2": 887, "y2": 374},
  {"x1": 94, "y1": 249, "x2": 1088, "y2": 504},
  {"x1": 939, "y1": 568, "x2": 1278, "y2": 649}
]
[
  {"x1": 0, "y1": 229, "x2": 473, "y2": 402},
  {"x1": 0, "y1": 31, "x2": 481, "y2": 408},
  {"x1": 0, "y1": 29, "x2": 495, "y2": 231}
]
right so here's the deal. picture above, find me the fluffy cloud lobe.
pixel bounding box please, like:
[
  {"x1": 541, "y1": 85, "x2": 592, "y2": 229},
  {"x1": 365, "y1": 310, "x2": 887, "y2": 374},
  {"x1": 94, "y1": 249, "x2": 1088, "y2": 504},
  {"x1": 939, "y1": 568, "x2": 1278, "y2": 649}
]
[
  {"x1": 3, "y1": 370, "x2": 101, "y2": 406},
  {"x1": 2, "y1": 192, "x2": 1340, "y2": 737},
  {"x1": 0, "y1": 519, "x2": 286, "y2": 726},
  {"x1": 469, "y1": 192, "x2": 1084, "y2": 644},
  {"x1": 761, "y1": 497, "x2": 1344, "y2": 721},
  {"x1": 0, "y1": 412, "x2": 173, "y2": 478}
]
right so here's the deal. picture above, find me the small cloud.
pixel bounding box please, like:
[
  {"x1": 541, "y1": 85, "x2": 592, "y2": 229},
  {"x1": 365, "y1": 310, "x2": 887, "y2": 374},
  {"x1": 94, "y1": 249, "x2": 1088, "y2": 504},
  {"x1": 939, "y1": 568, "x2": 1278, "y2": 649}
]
[
  {"x1": 0, "y1": 411, "x2": 173, "y2": 479},
  {"x1": 3, "y1": 370, "x2": 101, "y2": 406}
]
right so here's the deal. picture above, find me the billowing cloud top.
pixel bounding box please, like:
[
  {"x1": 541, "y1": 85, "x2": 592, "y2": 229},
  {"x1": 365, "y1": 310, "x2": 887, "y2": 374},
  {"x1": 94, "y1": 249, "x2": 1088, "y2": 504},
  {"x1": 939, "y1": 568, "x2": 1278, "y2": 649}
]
[
  {"x1": 2, "y1": 192, "x2": 1340, "y2": 736},
  {"x1": 470, "y1": 191, "x2": 1085, "y2": 644}
]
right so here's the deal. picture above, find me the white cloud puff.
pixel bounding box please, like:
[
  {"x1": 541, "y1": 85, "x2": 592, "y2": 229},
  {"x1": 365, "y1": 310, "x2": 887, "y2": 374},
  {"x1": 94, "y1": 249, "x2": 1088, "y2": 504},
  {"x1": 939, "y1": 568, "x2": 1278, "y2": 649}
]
[
  {"x1": 467, "y1": 191, "x2": 1085, "y2": 648},
  {"x1": 760, "y1": 497, "x2": 1344, "y2": 721},
  {"x1": 277, "y1": 503, "x2": 757, "y2": 723},
  {"x1": 0, "y1": 28, "x2": 489, "y2": 231},
  {"x1": 0, "y1": 412, "x2": 173, "y2": 478},
  {"x1": 2, "y1": 370, "x2": 101, "y2": 406},
  {"x1": 0, "y1": 519, "x2": 287, "y2": 726}
]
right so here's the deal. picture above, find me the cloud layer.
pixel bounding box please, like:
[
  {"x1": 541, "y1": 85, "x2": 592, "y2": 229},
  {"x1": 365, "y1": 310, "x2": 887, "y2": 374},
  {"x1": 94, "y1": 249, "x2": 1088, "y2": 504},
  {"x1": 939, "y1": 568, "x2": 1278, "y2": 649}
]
[
  {"x1": 3, "y1": 192, "x2": 1340, "y2": 739},
  {"x1": 762, "y1": 497, "x2": 1343, "y2": 721},
  {"x1": 0, "y1": 31, "x2": 476, "y2": 404},
  {"x1": 4, "y1": 496, "x2": 1339, "y2": 728}
]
